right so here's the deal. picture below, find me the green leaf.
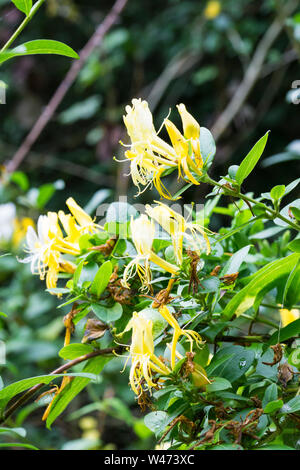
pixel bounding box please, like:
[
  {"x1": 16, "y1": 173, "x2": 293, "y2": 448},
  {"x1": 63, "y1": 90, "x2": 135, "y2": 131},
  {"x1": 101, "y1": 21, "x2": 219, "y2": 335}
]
[
  {"x1": 290, "y1": 206, "x2": 300, "y2": 220},
  {"x1": 0, "y1": 373, "x2": 97, "y2": 415},
  {"x1": 274, "y1": 199, "x2": 300, "y2": 227},
  {"x1": 268, "y1": 319, "x2": 300, "y2": 345},
  {"x1": 207, "y1": 346, "x2": 254, "y2": 382},
  {"x1": 10, "y1": 171, "x2": 29, "y2": 191},
  {"x1": 0, "y1": 426, "x2": 26, "y2": 438},
  {"x1": 0, "y1": 40, "x2": 79, "y2": 65},
  {"x1": 59, "y1": 343, "x2": 94, "y2": 360},
  {"x1": 283, "y1": 259, "x2": 300, "y2": 308},
  {"x1": 270, "y1": 185, "x2": 285, "y2": 201},
  {"x1": 288, "y1": 239, "x2": 300, "y2": 253},
  {"x1": 280, "y1": 396, "x2": 300, "y2": 414},
  {"x1": 0, "y1": 443, "x2": 38, "y2": 450},
  {"x1": 144, "y1": 411, "x2": 170, "y2": 437},
  {"x1": 11, "y1": 0, "x2": 32, "y2": 16},
  {"x1": 288, "y1": 348, "x2": 300, "y2": 368},
  {"x1": 201, "y1": 127, "x2": 216, "y2": 168},
  {"x1": 257, "y1": 444, "x2": 295, "y2": 450},
  {"x1": 91, "y1": 302, "x2": 122, "y2": 323},
  {"x1": 221, "y1": 245, "x2": 251, "y2": 276},
  {"x1": 223, "y1": 253, "x2": 300, "y2": 319},
  {"x1": 206, "y1": 377, "x2": 232, "y2": 392},
  {"x1": 235, "y1": 131, "x2": 269, "y2": 185},
  {"x1": 90, "y1": 261, "x2": 112, "y2": 298},
  {"x1": 264, "y1": 399, "x2": 284, "y2": 414},
  {"x1": 262, "y1": 383, "x2": 278, "y2": 408},
  {"x1": 46, "y1": 356, "x2": 110, "y2": 428}
]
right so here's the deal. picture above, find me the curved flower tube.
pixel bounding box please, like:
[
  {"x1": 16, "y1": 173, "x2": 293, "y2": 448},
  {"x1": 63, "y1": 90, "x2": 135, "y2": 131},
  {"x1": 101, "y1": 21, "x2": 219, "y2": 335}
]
[
  {"x1": 122, "y1": 215, "x2": 179, "y2": 291},
  {"x1": 122, "y1": 99, "x2": 204, "y2": 199},
  {"x1": 146, "y1": 201, "x2": 211, "y2": 265},
  {"x1": 120, "y1": 312, "x2": 171, "y2": 395},
  {"x1": 159, "y1": 305, "x2": 203, "y2": 369}
]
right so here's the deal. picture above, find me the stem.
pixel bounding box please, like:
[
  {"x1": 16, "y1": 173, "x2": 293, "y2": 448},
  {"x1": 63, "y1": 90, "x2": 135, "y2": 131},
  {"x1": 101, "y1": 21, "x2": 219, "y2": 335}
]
[
  {"x1": 204, "y1": 175, "x2": 300, "y2": 232},
  {"x1": 0, "y1": 0, "x2": 46, "y2": 54},
  {"x1": 0, "y1": 346, "x2": 124, "y2": 425}
]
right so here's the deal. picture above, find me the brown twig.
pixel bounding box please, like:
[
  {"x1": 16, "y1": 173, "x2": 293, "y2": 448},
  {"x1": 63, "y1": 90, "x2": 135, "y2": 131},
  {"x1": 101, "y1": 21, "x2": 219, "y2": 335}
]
[
  {"x1": 0, "y1": 346, "x2": 124, "y2": 424},
  {"x1": 5, "y1": 0, "x2": 128, "y2": 173},
  {"x1": 211, "y1": 0, "x2": 298, "y2": 141}
]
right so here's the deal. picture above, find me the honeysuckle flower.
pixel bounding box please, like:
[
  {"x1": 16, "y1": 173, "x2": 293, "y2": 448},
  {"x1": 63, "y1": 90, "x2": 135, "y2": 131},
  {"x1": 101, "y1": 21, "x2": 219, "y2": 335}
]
[
  {"x1": 122, "y1": 99, "x2": 178, "y2": 198},
  {"x1": 177, "y1": 103, "x2": 202, "y2": 167},
  {"x1": 159, "y1": 305, "x2": 203, "y2": 369},
  {"x1": 12, "y1": 217, "x2": 35, "y2": 248},
  {"x1": 145, "y1": 201, "x2": 210, "y2": 265},
  {"x1": 121, "y1": 312, "x2": 171, "y2": 395},
  {"x1": 58, "y1": 210, "x2": 82, "y2": 254},
  {"x1": 122, "y1": 99, "x2": 204, "y2": 199},
  {"x1": 66, "y1": 197, "x2": 101, "y2": 235},
  {"x1": 122, "y1": 215, "x2": 179, "y2": 291},
  {"x1": 164, "y1": 118, "x2": 202, "y2": 186},
  {"x1": 21, "y1": 214, "x2": 62, "y2": 290},
  {"x1": 279, "y1": 308, "x2": 300, "y2": 327},
  {"x1": 21, "y1": 213, "x2": 76, "y2": 292}
]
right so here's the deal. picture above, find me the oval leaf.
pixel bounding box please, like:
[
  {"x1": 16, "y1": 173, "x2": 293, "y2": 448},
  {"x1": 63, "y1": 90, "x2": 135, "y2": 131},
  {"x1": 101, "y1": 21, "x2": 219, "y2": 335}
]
[
  {"x1": 11, "y1": 0, "x2": 32, "y2": 15},
  {"x1": 223, "y1": 253, "x2": 300, "y2": 319},
  {"x1": 236, "y1": 131, "x2": 269, "y2": 185},
  {"x1": 90, "y1": 260, "x2": 113, "y2": 298},
  {"x1": 0, "y1": 40, "x2": 79, "y2": 65}
]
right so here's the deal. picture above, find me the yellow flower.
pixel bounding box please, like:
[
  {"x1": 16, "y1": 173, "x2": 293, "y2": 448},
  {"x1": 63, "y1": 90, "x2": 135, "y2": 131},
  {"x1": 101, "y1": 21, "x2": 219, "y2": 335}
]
[
  {"x1": 279, "y1": 308, "x2": 300, "y2": 327},
  {"x1": 122, "y1": 215, "x2": 179, "y2": 291},
  {"x1": 122, "y1": 99, "x2": 204, "y2": 199},
  {"x1": 21, "y1": 214, "x2": 62, "y2": 290},
  {"x1": 159, "y1": 305, "x2": 203, "y2": 369},
  {"x1": 122, "y1": 99, "x2": 178, "y2": 197},
  {"x1": 146, "y1": 201, "x2": 210, "y2": 265},
  {"x1": 177, "y1": 103, "x2": 202, "y2": 167},
  {"x1": 21, "y1": 213, "x2": 76, "y2": 292},
  {"x1": 12, "y1": 217, "x2": 35, "y2": 248},
  {"x1": 121, "y1": 312, "x2": 170, "y2": 395},
  {"x1": 204, "y1": 1, "x2": 221, "y2": 19},
  {"x1": 66, "y1": 197, "x2": 101, "y2": 235}
]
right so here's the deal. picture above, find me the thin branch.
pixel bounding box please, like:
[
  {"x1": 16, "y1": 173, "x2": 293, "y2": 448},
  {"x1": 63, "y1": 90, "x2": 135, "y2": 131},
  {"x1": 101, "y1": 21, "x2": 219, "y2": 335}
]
[
  {"x1": 5, "y1": 0, "x2": 128, "y2": 174},
  {"x1": 0, "y1": 0, "x2": 46, "y2": 53},
  {"x1": 0, "y1": 346, "x2": 124, "y2": 425},
  {"x1": 211, "y1": 0, "x2": 298, "y2": 141}
]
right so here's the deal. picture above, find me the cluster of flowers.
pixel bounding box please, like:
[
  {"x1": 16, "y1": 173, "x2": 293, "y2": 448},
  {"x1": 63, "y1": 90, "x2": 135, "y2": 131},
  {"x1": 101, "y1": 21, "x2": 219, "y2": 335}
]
[
  {"x1": 120, "y1": 99, "x2": 204, "y2": 199},
  {"x1": 21, "y1": 197, "x2": 100, "y2": 290}
]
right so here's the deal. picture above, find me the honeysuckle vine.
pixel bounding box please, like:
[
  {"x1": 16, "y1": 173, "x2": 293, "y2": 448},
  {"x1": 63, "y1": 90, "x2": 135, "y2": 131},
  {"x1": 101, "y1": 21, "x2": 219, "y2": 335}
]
[{"x1": 1, "y1": 96, "x2": 300, "y2": 450}]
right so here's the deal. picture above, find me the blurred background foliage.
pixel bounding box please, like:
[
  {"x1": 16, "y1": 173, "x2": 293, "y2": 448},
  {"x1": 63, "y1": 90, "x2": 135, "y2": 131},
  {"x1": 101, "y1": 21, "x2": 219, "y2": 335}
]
[{"x1": 0, "y1": 0, "x2": 299, "y2": 450}]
